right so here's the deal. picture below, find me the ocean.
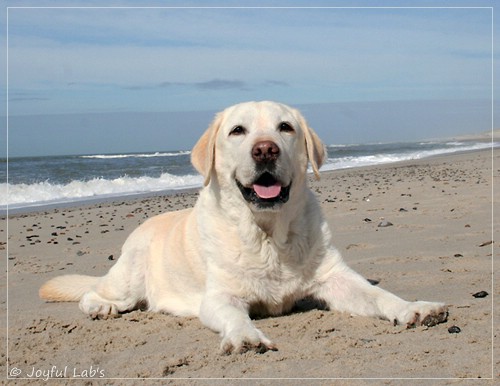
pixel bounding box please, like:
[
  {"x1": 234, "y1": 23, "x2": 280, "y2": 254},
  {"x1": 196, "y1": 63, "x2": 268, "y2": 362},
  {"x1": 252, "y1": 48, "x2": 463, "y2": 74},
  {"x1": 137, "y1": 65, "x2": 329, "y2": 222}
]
[{"x1": 1, "y1": 139, "x2": 497, "y2": 213}]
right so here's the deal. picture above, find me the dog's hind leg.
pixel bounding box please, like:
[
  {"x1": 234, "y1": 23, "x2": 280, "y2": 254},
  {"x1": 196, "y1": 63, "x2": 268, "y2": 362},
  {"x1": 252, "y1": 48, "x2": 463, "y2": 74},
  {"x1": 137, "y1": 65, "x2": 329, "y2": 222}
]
[{"x1": 79, "y1": 251, "x2": 146, "y2": 319}]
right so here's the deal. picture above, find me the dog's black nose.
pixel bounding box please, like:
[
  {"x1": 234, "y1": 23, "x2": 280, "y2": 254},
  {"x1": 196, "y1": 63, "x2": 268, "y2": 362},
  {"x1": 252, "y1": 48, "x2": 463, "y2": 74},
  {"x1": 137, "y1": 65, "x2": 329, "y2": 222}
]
[{"x1": 252, "y1": 141, "x2": 280, "y2": 163}]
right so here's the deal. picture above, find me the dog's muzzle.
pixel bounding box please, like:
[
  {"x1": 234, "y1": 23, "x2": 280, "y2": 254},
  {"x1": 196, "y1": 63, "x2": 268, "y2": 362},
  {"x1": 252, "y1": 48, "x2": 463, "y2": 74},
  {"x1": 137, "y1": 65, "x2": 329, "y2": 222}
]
[
  {"x1": 236, "y1": 172, "x2": 291, "y2": 210},
  {"x1": 236, "y1": 140, "x2": 291, "y2": 209}
]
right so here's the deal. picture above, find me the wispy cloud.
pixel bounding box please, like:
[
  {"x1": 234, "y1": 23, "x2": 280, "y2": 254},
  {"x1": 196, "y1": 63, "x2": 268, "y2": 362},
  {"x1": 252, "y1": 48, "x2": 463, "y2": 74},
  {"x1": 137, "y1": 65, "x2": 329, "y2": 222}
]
[
  {"x1": 263, "y1": 80, "x2": 289, "y2": 87},
  {"x1": 8, "y1": 91, "x2": 50, "y2": 102},
  {"x1": 122, "y1": 79, "x2": 289, "y2": 92},
  {"x1": 195, "y1": 79, "x2": 247, "y2": 91},
  {"x1": 9, "y1": 96, "x2": 50, "y2": 102},
  {"x1": 157, "y1": 81, "x2": 186, "y2": 89}
]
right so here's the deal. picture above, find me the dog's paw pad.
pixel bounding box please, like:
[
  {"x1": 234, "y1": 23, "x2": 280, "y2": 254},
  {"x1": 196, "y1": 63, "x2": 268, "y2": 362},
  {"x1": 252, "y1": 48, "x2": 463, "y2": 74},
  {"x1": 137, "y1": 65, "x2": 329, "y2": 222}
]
[
  {"x1": 421, "y1": 309, "x2": 448, "y2": 327},
  {"x1": 248, "y1": 342, "x2": 278, "y2": 354},
  {"x1": 403, "y1": 302, "x2": 448, "y2": 328},
  {"x1": 220, "y1": 329, "x2": 277, "y2": 355},
  {"x1": 223, "y1": 341, "x2": 277, "y2": 355}
]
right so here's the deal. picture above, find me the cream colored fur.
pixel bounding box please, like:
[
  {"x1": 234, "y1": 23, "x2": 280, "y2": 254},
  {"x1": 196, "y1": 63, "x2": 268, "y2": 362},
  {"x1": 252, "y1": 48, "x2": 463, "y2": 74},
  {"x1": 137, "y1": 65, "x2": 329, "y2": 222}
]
[{"x1": 40, "y1": 101, "x2": 448, "y2": 354}]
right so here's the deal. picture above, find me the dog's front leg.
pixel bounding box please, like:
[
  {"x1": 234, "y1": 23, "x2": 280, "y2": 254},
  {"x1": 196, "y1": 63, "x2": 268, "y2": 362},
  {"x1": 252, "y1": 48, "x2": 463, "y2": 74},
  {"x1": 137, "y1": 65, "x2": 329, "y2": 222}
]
[
  {"x1": 314, "y1": 249, "x2": 448, "y2": 327},
  {"x1": 199, "y1": 292, "x2": 277, "y2": 354}
]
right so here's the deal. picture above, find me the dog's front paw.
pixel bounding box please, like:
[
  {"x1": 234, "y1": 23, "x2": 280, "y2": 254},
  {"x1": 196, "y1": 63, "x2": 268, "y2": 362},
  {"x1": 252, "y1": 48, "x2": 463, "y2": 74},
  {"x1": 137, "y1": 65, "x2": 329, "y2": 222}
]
[
  {"x1": 396, "y1": 301, "x2": 448, "y2": 328},
  {"x1": 221, "y1": 326, "x2": 277, "y2": 355}
]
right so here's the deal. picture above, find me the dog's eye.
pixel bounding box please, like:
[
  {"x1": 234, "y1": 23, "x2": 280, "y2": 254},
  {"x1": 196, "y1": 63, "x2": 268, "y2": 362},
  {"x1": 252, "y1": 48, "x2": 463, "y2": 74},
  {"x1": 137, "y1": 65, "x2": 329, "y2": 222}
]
[
  {"x1": 229, "y1": 125, "x2": 247, "y2": 136},
  {"x1": 279, "y1": 122, "x2": 294, "y2": 133}
]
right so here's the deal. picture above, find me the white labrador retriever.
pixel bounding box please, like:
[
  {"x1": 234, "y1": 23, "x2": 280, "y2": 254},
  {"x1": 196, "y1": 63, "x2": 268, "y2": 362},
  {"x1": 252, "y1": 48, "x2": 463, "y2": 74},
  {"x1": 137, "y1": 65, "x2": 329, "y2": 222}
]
[{"x1": 40, "y1": 101, "x2": 448, "y2": 353}]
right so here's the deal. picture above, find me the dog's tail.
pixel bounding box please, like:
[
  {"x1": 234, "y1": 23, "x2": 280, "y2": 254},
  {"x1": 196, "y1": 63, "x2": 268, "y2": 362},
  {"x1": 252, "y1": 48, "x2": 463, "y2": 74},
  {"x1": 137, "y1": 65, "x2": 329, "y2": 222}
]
[{"x1": 39, "y1": 275, "x2": 100, "y2": 302}]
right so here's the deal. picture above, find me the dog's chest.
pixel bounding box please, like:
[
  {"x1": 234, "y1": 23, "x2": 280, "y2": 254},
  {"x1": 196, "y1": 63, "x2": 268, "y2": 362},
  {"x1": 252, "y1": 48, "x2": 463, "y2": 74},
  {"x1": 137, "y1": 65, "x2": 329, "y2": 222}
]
[{"x1": 233, "y1": 237, "x2": 314, "y2": 313}]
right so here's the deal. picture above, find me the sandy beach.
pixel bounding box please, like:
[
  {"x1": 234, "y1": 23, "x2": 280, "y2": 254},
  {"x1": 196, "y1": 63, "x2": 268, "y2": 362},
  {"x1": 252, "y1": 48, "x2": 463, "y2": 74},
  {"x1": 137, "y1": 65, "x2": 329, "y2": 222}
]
[{"x1": 3, "y1": 147, "x2": 498, "y2": 383}]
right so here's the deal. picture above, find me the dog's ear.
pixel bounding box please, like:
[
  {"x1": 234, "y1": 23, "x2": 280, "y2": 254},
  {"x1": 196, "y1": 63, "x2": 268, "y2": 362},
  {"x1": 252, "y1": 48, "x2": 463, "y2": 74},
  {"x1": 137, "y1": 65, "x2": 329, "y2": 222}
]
[
  {"x1": 295, "y1": 112, "x2": 326, "y2": 180},
  {"x1": 191, "y1": 112, "x2": 223, "y2": 186},
  {"x1": 305, "y1": 126, "x2": 326, "y2": 180}
]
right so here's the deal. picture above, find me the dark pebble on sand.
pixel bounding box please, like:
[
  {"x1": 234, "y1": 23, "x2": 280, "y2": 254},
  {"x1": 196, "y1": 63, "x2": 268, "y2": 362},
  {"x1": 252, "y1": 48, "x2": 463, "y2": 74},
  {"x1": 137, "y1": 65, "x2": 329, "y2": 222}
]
[
  {"x1": 448, "y1": 326, "x2": 461, "y2": 334},
  {"x1": 108, "y1": 255, "x2": 114, "y2": 261},
  {"x1": 472, "y1": 291, "x2": 488, "y2": 298}
]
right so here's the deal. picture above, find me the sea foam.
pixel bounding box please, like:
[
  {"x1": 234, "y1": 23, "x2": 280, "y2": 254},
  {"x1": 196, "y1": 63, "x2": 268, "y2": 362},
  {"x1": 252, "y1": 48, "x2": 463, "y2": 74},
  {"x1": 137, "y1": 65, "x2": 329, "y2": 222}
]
[
  {"x1": 321, "y1": 141, "x2": 495, "y2": 171},
  {"x1": 80, "y1": 151, "x2": 191, "y2": 159},
  {"x1": 2, "y1": 173, "x2": 203, "y2": 210}
]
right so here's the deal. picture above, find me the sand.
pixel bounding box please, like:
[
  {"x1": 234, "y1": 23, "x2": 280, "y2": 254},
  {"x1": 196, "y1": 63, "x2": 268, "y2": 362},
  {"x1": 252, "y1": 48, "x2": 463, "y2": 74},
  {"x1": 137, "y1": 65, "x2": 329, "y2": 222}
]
[{"x1": 2, "y1": 148, "x2": 499, "y2": 383}]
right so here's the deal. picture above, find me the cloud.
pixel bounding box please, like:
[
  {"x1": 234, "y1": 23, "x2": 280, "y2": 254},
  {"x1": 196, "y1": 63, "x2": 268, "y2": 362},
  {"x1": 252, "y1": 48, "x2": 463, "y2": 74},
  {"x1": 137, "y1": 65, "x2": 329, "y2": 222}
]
[
  {"x1": 194, "y1": 79, "x2": 248, "y2": 91},
  {"x1": 8, "y1": 91, "x2": 50, "y2": 102},
  {"x1": 157, "y1": 79, "x2": 250, "y2": 91},
  {"x1": 123, "y1": 79, "x2": 289, "y2": 92},
  {"x1": 262, "y1": 80, "x2": 289, "y2": 87},
  {"x1": 158, "y1": 81, "x2": 186, "y2": 89},
  {"x1": 9, "y1": 97, "x2": 50, "y2": 102}
]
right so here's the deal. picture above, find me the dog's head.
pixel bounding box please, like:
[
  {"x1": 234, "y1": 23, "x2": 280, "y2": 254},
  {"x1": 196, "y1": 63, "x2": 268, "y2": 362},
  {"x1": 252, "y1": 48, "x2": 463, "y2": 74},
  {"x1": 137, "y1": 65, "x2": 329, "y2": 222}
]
[{"x1": 191, "y1": 101, "x2": 326, "y2": 211}]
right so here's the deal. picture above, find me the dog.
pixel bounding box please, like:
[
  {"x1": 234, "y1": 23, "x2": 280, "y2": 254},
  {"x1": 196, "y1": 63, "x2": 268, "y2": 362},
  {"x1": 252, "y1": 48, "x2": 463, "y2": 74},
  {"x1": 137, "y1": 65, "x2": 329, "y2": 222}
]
[{"x1": 40, "y1": 101, "x2": 448, "y2": 354}]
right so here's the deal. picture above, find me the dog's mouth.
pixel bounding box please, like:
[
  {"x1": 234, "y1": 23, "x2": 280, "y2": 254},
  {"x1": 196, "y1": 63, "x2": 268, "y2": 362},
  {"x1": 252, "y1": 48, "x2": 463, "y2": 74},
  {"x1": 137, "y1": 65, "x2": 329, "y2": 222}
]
[{"x1": 236, "y1": 172, "x2": 291, "y2": 209}]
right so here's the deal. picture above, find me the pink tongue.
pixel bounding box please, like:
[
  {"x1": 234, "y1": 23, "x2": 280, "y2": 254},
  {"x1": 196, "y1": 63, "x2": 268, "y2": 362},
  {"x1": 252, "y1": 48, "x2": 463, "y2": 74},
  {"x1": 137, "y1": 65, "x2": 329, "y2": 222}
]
[{"x1": 253, "y1": 183, "x2": 282, "y2": 199}]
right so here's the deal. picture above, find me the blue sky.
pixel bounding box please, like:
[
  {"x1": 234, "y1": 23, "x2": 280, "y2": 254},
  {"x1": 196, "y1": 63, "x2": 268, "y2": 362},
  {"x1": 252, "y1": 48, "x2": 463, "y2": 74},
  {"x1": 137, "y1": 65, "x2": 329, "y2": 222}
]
[{"x1": 2, "y1": 1, "x2": 499, "y2": 156}]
